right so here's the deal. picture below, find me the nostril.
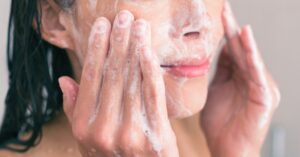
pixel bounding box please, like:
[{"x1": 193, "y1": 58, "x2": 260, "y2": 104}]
[{"x1": 183, "y1": 32, "x2": 200, "y2": 40}]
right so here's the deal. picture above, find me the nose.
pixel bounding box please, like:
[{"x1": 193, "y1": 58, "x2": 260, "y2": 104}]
[{"x1": 171, "y1": 0, "x2": 209, "y2": 40}]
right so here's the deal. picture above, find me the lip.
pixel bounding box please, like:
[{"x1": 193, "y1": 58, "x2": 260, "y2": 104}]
[{"x1": 161, "y1": 58, "x2": 210, "y2": 78}]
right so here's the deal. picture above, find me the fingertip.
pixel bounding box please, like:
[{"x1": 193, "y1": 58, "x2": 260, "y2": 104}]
[
  {"x1": 90, "y1": 17, "x2": 111, "y2": 41},
  {"x1": 118, "y1": 10, "x2": 135, "y2": 22},
  {"x1": 223, "y1": 1, "x2": 231, "y2": 14},
  {"x1": 240, "y1": 25, "x2": 260, "y2": 57},
  {"x1": 114, "y1": 10, "x2": 134, "y2": 29},
  {"x1": 245, "y1": 26, "x2": 258, "y2": 52},
  {"x1": 58, "y1": 76, "x2": 79, "y2": 96},
  {"x1": 222, "y1": 1, "x2": 240, "y2": 39},
  {"x1": 88, "y1": 17, "x2": 111, "y2": 53},
  {"x1": 58, "y1": 76, "x2": 67, "y2": 95},
  {"x1": 94, "y1": 17, "x2": 111, "y2": 30},
  {"x1": 59, "y1": 76, "x2": 78, "y2": 118},
  {"x1": 95, "y1": 16, "x2": 110, "y2": 23}
]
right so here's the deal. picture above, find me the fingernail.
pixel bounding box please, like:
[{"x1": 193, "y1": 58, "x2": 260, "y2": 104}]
[
  {"x1": 94, "y1": 18, "x2": 108, "y2": 34},
  {"x1": 116, "y1": 10, "x2": 133, "y2": 27},
  {"x1": 134, "y1": 20, "x2": 148, "y2": 37}
]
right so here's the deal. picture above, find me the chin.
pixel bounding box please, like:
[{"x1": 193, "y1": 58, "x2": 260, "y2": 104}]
[{"x1": 164, "y1": 73, "x2": 209, "y2": 119}]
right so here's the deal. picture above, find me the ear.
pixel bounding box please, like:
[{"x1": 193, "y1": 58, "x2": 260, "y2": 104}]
[{"x1": 35, "y1": 0, "x2": 75, "y2": 51}]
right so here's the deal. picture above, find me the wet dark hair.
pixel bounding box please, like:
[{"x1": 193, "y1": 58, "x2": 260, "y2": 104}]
[{"x1": 0, "y1": 0, "x2": 75, "y2": 152}]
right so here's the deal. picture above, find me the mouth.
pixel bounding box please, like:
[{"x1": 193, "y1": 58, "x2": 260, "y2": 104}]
[{"x1": 160, "y1": 58, "x2": 210, "y2": 78}]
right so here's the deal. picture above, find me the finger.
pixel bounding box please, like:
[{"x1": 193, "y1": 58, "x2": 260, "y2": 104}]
[
  {"x1": 222, "y1": 1, "x2": 240, "y2": 38},
  {"x1": 73, "y1": 17, "x2": 111, "y2": 125},
  {"x1": 122, "y1": 20, "x2": 144, "y2": 125},
  {"x1": 139, "y1": 20, "x2": 169, "y2": 130},
  {"x1": 58, "y1": 76, "x2": 79, "y2": 123},
  {"x1": 240, "y1": 26, "x2": 272, "y2": 105},
  {"x1": 95, "y1": 10, "x2": 134, "y2": 124},
  {"x1": 241, "y1": 26, "x2": 267, "y2": 86},
  {"x1": 120, "y1": 35, "x2": 144, "y2": 156},
  {"x1": 242, "y1": 27, "x2": 281, "y2": 107},
  {"x1": 222, "y1": 1, "x2": 247, "y2": 71},
  {"x1": 240, "y1": 26, "x2": 275, "y2": 128}
]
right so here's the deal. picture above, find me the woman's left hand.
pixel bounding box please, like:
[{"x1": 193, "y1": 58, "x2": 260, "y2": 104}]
[{"x1": 201, "y1": 2, "x2": 281, "y2": 157}]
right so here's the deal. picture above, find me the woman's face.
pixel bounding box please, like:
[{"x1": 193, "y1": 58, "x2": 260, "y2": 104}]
[{"x1": 56, "y1": 0, "x2": 224, "y2": 118}]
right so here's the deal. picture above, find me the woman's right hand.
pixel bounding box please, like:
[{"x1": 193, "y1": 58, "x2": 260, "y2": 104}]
[{"x1": 58, "y1": 10, "x2": 179, "y2": 157}]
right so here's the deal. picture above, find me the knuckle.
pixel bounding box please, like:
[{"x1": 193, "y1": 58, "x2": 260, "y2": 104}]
[
  {"x1": 92, "y1": 125, "x2": 115, "y2": 151},
  {"x1": 144, "y1": 136, "x2": 164, "y2": 153},
  {"x1": 94, "y1": 132, "x2": 115, "y2": 151},
  {"x1": 72, "y1": 123, "x2": 88, "y2": 142},
  {"x1": 119, "y1": 129, "x2": 145, "y2": 152}
]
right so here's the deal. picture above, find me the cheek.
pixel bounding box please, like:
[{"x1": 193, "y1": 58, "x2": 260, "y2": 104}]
[
  {"x1": 205, "y1": 0, "x2": 224, "y2": 36},
  {"x1": 205, "y1": 0, "x2": 224, "y2": 57}
]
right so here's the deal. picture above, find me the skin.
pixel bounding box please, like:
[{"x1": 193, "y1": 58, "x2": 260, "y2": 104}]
[
  {"x1": 0, "y1": 0, "x2": 280, "y2": 157},
  {"x1": 201, "y1": 3, "x2": 281, "y2": 156},
  {"x1": 58, "y1": 0, "x2": 225, "y2": 118}
]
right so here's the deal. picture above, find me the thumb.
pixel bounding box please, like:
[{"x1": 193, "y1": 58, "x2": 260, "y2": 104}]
[{"x1": 58, "y1": 76, "x2": 79, "y2": 123}]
